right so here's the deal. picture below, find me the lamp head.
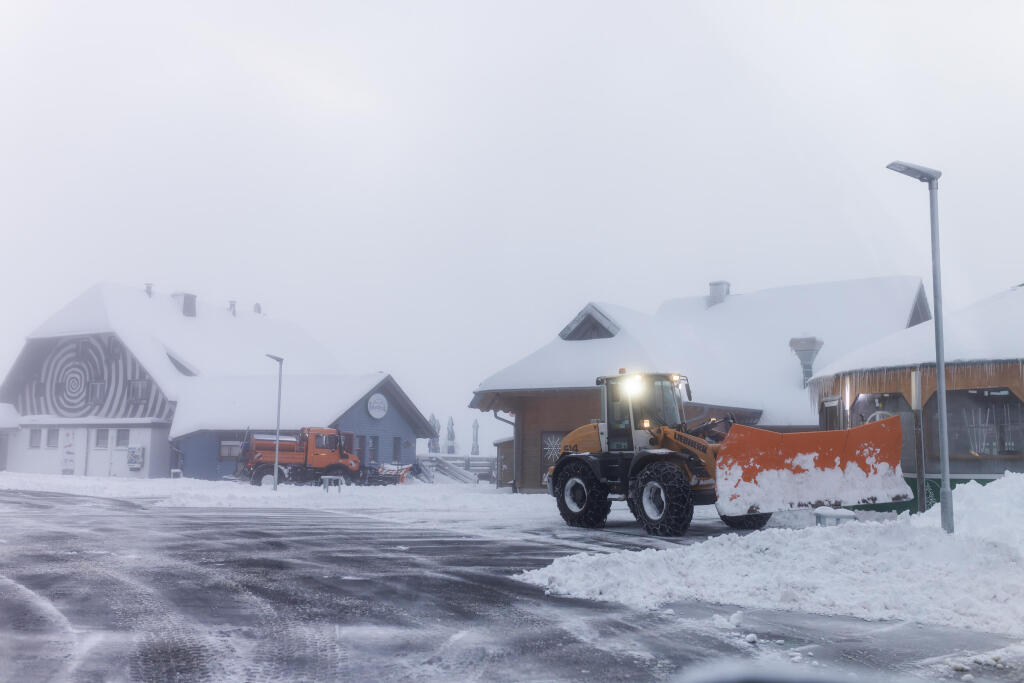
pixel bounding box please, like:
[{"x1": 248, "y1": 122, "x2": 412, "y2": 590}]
[{"x1": 887, "y1": 160, "x2": 942, "y2": 182}]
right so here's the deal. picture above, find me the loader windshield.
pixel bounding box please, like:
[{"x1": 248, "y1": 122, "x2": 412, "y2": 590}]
[{"x1": 631, "y1": 376, "x2": 683, "y2": 429}]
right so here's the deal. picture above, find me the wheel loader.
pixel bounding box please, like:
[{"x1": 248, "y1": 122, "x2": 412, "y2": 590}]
[{"x1": 547, "y1": 372, "x2": 911, "y2": 536}]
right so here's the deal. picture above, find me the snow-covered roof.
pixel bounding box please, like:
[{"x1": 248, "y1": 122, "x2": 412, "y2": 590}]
[
  {"x1": 28, "y1": 284, "x2": 343, "y2": 402},
  {"x1": 473, "y1": 276, "x2": 928, "y2": 425},
  {"x1": 12, "y1": 283, "x2": 435, "y2": 440},
  {"x1": 814, "y1": 284, "x2": 1024, "y2": 378},
  {"x1": 169, "y1": 373, "x2": 388, "y2": 439},
  {"x1": 0, "y1": 403, "x2": 19, "y2": 430}
]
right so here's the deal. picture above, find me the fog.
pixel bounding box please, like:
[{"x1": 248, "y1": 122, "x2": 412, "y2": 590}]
[{"x1": 2, "y1": 1, "x2": 1022, "y2": 450}]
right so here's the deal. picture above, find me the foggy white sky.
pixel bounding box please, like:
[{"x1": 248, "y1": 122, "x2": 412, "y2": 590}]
[{"x1": 2, "y1": 1, "x2": 1023, "y2": 450}]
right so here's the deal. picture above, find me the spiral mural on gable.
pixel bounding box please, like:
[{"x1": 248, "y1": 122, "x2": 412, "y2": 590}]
[{"x1": 15, "y1": 335, "x2": 173, "y2": 420}]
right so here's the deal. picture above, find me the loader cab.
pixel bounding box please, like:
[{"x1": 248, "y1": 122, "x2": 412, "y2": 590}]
[{"x1": 599, "y1": 373, "x2": 686, "y2": 453}]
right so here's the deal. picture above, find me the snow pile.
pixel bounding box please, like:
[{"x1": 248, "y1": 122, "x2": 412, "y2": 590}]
[
  {"x1": 911, "y1": 472, "x2": 1024, "y2": 552},
  {"x1": 521, "y1": 474, "x2": 1024, "y2": 636}
]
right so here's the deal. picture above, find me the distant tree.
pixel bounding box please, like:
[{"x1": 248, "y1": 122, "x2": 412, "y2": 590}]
[
  {"x1": 446, "y1": 416, "x2": 456, "y2": 454},
  {"x1": 428, "y1": 414, "x2": 440, "y2": 454},
  {"x1": 471, "y1": 419, "x2": 480, "y2": 456}
]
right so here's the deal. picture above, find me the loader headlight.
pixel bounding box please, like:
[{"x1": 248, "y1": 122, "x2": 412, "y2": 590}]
[
  {"x1": 625, "y1": 375, "x2": 644, "y2": 396},
  {"x1": 642, "y1": 419, "x2": 651, "y2": 430}
]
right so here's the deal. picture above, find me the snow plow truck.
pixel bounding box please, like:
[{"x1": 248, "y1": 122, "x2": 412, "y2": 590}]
[
  {"x1": 236, "y1": 427, "x2": 413, "y2": 487},
  {"x1": 548, "y1": 372, "x2": 911, "y2": 536}
]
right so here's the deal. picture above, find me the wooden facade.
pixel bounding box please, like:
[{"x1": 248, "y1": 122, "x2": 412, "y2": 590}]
[{"x1": 810, "y1": 359, "x2": 1024, "y2": 480}]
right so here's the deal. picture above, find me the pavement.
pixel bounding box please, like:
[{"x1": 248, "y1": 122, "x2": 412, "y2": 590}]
[{"x1": 0, "y1": 489, "x2": 1020, "y2": 682}]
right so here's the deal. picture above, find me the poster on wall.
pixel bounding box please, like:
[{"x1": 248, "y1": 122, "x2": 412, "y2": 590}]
[{"x1": 62, "y1": 430, "x2": 75, "y2": 475}]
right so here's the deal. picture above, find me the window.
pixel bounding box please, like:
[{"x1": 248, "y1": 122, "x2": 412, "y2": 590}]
[
  {"x1": 128, "y1": 380, "x2": 150, "y2": 403},
  {"x1": 356, "y1": 435, "x2": 366, "y2": 459},
  {"x1": 925, "y1": 388, "x2": 1024, "y2": 471},
  {"x1": 315, "y1": 434, "x2": 340, "y2": 451},
  {"x1": 46, "y1": 428, "x2": 59, "y2": 449},
  {"x1": 219, "y1": 441, "x2": 242, "y2": 460},
  {"x1": 368, "y1": 436, "x2": 379, "y2": 462},
  {"x1": 95, "y1": 429, "x2": 109, "y2": 448},
  {"x1": 392, "y1": 436, "x2": 402, "y2": 464},
  {"x1": 88, "y1": 382, "x2": 106, "y2": 404},
  {"x1": 29, "y1": 429, "x2": 41, "y2": 449},
  {"x1": 819, "y1": 398, "x2": 842, "y2": 430},
  {"x1": 542, "y1": 432, "x2": 567, "y2": 463},
  {"x1": 115, "y1": 429, "x2": 130, "y2": 448}
]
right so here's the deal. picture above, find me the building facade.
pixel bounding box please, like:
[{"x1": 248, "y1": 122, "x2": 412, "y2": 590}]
[
  {"x1": 0, "y1": 284, "x2": 435, "y2": 479},
  {"x1": 810, "y1": 284, "x2": 1024, "y2": 500}
]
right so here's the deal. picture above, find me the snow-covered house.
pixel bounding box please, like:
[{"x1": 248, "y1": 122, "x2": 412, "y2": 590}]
[
  {"x1": 471, "y1": 277, "x2": 930, "y2": 491},
  {"x1": 811, "y1": 283, "x2": 1024, "y2": 489},
  {"x1": 0, "y1": 284, "x2": 435, "y2": 479}
]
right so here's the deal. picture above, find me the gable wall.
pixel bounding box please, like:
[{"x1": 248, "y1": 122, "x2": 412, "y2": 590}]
[{"x1": 10, "y1": 334, "x2": 173, "y2": 420}]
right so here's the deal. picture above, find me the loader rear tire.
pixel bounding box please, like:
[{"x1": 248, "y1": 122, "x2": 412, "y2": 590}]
[
  {"x1": 555, "y1": 462, "x2": 611, "y2": 529},
  {"x1": 634, "y1": 461, "x2": 694, "y2": 536},
  {"x1": 719, "y1": 512, "x2": 772, "y2": 530}
]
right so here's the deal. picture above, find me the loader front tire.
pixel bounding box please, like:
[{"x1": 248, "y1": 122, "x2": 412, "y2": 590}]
[
  {"x1": 555, "y1": 462, "x2": 611, "y2": 529},
  {"x1": 719, "y1": 512, "x2": 772, "y2": 530},
  {"x1": 634, "y1": 461, "x2": 694, "y2": 536}
]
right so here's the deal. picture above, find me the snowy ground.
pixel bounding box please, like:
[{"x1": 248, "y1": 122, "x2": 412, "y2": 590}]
[
  {"x1": 522, "y1": 473, "x2": 1024, "y2": 639},
  {"x1": 1, "y1": 472, "x2": 1022, "y2": 681}
]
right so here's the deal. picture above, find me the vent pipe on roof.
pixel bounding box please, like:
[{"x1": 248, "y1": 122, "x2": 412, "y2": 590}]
[
  {"x1": 790, "y1": 337, "x2": 824, "y2": 388},
  {"x1": 228, "y1": 300, "x2": 236, "y2": 317},
  {"x1": 172, "y1": 292, "x2": 197, "y2": 318},
  {"x1": 708, "y1": 281, "x2": 730, "y2": 307},
  {"x1": 253, "y1": 302, "x2": 262, "y2": 314},
  {"x1": 144, "y1": 283, "x2": 153, "y2": 298}
]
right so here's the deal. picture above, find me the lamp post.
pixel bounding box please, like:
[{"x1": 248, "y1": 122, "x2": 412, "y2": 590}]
[
  {"x1": 266, "y1": 354, "x2": 284, "y2": 491},
  {"x1": 886, "y1": 160, "x2": 953, "y2": 533}
]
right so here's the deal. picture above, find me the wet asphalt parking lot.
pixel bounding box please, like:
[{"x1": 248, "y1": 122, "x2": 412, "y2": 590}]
[{"x1": 0, "y1": 489, "x2": 1019, "y2": 682}]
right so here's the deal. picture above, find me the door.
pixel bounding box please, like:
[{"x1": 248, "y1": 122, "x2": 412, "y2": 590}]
[
  {"x1": 605, "y1": 380, "x2": 634, "y2": 452},
  {"x1": 392, "y1": 437, "x2": 402, "y2": 464}
]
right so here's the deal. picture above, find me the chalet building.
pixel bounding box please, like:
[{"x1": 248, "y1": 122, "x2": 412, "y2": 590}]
[
  {"x1": 810, "y1": 283, "x2": 1024, "y2": 499},
  {"x1": 471, "y1": 277, "x2": 931, "y2": 491},
  {"x1": 0, "y1": 284, "x2": 434, "y2": 479}
]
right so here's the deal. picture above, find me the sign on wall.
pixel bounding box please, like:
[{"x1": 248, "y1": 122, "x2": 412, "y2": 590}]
[{"x1": 367, "y1": 393, "x2": 389, "y2": 420}]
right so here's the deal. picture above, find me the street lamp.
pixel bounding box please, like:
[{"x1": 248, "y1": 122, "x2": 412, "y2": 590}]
[
  {"x1": 266, "y1": 354, "x2": 284, "y2": 491},
  {"x1": 886, "y1": 160, "x2": 954, "y2": 534}
]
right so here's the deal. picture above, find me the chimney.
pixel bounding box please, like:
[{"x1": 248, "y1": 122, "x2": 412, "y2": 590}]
[
  {"x1": 228, "y1": 300, "x2": 236, "y2": 317},
  {"x1": 790, "y1": 337, "x2": 824, "y2": 388},
  {"x1": 707, "y1": 280, "x2": 730, "y2": 307},
  {"x1": 253, "y1": 302, "x2": 262, "y2": 314},
  {"x1": 144, "y1": 283, "x2": 153, "y2": 298},
  {"x1": 172, "y1": 292, "x2": 198, "y2": 318}
]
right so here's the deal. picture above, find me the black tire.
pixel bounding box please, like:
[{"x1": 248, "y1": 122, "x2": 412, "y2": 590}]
[
  {"x1": 555, "y1": 462, "x2": 611, "y2": 529},
  {"x1": 719, "y1": 512, "x2": 772, "y2": 530},
  {"x1": 634, "y1": 461, "x2": 694, "y2": 536},
  {"x1": 251, "y1": 465, "x2": 286, "y2": 487}
]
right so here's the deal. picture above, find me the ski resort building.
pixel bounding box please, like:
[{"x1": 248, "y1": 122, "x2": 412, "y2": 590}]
[
  {"x1": 0, "y1": 284, "x2": 435, "y2": 479},
  {"x1": 471, "y1": 277, "x2": 931, "y2": 491},
  {"x1": 810, "y1": 283, "x2": 1024, "y2": 496}
]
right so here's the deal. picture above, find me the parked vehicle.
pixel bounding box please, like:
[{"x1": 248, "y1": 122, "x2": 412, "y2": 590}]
[{"x1": 236, "y1": 427, "x2": 412, "y2": 486}]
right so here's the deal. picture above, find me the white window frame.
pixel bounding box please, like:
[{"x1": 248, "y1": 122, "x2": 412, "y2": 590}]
[
  {"x1": 46, "y1": 428, "x2": 59, "y2": 449},
  {"x1": 115, "y1": 429, "x2": 130, "y2": 449}
]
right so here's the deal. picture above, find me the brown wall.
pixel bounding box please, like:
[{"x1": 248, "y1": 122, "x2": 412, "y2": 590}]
[{"x1": 513, "y1": 389, "x2": 602, "y2": 490}]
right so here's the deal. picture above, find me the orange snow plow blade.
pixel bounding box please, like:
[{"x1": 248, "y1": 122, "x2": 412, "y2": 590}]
[{"x1": 714, "y1": 416, "x2": 912, "y2": 516}]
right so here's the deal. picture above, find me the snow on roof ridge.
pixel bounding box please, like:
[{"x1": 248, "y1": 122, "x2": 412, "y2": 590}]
[{"x1": 813, "y1": 284, "x2": 1024, "y2": 378}]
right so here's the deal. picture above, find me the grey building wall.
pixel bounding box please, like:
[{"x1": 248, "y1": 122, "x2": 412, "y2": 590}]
[{"x1": 333, "y1": 385, "x2": 420, "y2": 466}]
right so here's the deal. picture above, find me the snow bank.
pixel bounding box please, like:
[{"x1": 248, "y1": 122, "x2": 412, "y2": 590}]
[
  {"x1": 521, "y1": 473, "x2": 1024, "y2": 636},
  {"x1": 0, "y1": 472, "x2": 554, "y2": 529}
]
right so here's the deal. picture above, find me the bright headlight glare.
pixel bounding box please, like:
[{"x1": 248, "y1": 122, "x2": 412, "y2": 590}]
[{"x1": 625, "y1": 375, "x2": 643, "y2": 395}]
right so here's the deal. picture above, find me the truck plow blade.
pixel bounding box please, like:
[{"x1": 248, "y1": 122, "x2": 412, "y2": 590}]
[{"x1": 715, "y1": 416, "x2": 912, "y2": 516}]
